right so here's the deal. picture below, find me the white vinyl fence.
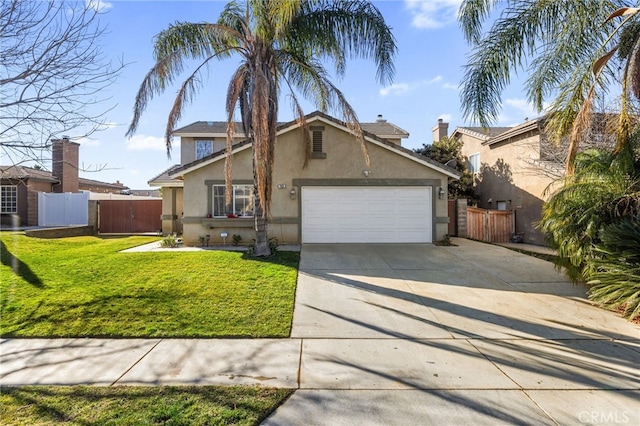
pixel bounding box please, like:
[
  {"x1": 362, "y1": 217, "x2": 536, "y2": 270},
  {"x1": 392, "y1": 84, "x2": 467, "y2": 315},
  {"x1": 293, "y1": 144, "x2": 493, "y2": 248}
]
[{"x1": 38, "y1": 192, "x2": 89, "y2": 226}]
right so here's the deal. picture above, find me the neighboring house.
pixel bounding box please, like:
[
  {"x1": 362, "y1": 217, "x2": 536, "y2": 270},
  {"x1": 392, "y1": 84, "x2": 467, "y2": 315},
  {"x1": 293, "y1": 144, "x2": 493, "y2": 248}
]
[
  {"x1": 149, "y1": 111, "x2": 460, "y2": 245},
  {"x1": 0, "y1": 138, "x2": 131, "y2": 227},
  {"x1": 438, "y1": 117, "x2": 560, "y2": 245}
]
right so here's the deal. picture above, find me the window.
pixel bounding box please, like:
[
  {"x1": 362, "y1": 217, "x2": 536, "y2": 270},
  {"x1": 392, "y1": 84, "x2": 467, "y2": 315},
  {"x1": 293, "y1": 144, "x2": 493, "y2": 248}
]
[
  {"x1": 468, "y1": 153, "x2": 480, "y2": 173},
  {"x1": 496, "y1": 201, "x2": 508, "y2": 211},
  {"x1": 212, "y1": 185, "x2": 253, "y2": 217},
  {"x1": 196, "y1": 140, "x2": 213, "y2": 160},
  {"x1": 1, "y1": 185, "x2": 17, "y2": 213}
]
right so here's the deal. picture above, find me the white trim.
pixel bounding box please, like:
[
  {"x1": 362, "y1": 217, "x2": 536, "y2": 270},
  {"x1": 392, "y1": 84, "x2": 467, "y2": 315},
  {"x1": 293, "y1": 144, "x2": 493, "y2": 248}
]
[
  {"x1": 148, "y1": 181, "x2": 183, "y2": 188},
  {"x1": 212, "y1": 184, "x2": 254, "y2": 218},
  {"x1": 195, "y1": 140, "x2": 213, "y2": 160},
  {"x1": 1, "y1": 184, "x2": 18, "y2": 214},
  {"x1": 469, "y1": 152, "x2": 480, "y2": 174}
]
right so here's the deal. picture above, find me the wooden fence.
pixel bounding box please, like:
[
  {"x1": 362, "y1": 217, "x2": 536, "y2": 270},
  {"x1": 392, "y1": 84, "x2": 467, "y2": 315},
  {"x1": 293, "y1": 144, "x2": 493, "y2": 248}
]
[
  {"x1": 466, "y1": 206, "x2": 514, "y2": 243},
  {"x1": 98, "y1": 199, "x2": 161, "y2": 234}
]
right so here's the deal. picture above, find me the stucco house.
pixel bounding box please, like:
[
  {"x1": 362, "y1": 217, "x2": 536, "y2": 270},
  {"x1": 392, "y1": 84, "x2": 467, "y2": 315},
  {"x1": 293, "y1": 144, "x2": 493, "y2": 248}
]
[
  {"x1": 150, "y1": 111, "x2": 460, "y2": 245},
  {"x1": 435, "y1": 117, "x2": 562, "y2": 245}
]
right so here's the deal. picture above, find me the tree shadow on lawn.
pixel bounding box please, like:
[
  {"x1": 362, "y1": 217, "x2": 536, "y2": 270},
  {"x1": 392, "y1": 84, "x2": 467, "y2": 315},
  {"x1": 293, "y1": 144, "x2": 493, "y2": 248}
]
[
  {"x1": 0, "y1": 239, "x2": 43, "y2": 287},
  {"x1": 241, "y1": 251, "x2": 300, "y2": 268}
]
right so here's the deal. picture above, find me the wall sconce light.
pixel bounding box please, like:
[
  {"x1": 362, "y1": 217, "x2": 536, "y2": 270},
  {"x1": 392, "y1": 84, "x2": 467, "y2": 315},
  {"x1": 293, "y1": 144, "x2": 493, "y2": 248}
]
[
  {"x1": 438, "y1": 187, "x2": 445, "y2": 199},
  {"x1": 289, "y1": 187, "x2": 297, "y2": 200},
  {"x1": 487, "y1": 198, "x2": 493, "y2": 203},
  {"x1": 363, "y1": 170, "x2": 370, "y2": 177}
]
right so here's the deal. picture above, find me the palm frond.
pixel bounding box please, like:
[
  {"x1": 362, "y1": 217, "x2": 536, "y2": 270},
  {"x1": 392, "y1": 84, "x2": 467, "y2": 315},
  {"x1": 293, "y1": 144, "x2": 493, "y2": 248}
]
[
  {"x1": 459, "y1": 0, "x2": 620, "y2": 127},
  {"x1": 290, "y1": 0, "x2": 396, "y2": 85},
  {"x1": 163, "y1": 66, "x2": 206, "y2": 157},
  {"x1": 459, "y1": 0, "x2": 500, "y2": 44}
]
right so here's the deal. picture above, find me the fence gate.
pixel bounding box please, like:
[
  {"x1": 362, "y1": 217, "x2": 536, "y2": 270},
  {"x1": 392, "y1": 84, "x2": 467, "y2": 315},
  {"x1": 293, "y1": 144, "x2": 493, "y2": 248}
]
[
  {"x1": 38, "y1": 192, "x2": 89, "y2": 226},
  {"x1": 466, "y1": 206, "x2": 514, "y2": 243},
  {"x1": 98, "y1": 199, "x2": 161, "y2": 234}
]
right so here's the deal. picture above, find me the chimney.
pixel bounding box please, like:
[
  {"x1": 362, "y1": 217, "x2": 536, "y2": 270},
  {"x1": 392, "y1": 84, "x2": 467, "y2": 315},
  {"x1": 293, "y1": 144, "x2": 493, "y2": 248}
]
[
  {"x1": 432, "y1": 118, "x2": 449, "y2": 142},
  {"x1": 52, "y1": 137, "x2": 80, "y2": 193},
  {"x1": 376, "y1": 114, "x2": 387, "y2": 123}
]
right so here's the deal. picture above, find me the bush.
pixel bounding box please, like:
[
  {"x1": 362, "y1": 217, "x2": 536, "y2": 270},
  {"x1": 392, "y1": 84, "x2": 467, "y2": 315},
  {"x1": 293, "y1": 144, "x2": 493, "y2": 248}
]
[
  {"x1": 160, "y1": 235, "x2": 181, "y2": 248},
  {"x1": 586, "y1": 219, "x2": 640, "y2": 321}
]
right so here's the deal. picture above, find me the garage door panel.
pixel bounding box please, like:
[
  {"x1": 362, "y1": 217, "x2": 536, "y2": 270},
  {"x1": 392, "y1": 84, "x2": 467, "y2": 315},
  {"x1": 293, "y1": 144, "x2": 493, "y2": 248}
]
[{"x1": 302, "y1": 186, "x2": 432, "y2": 243}]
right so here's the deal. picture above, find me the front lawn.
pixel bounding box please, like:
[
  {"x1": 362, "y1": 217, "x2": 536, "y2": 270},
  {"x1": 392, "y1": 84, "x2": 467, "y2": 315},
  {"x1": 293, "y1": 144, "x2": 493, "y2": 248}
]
[
  {"x1": 0, "y1": 233, "x2": 299, "y2": 337},
  {"x1": 0, "y1": 385, "x2": 293, "y2": 425}
]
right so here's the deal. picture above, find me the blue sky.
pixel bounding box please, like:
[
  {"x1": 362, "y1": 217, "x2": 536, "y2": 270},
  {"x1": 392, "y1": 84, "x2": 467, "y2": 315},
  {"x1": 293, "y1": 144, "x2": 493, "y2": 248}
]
[{"x1": 71, "y1": 0, "x2": 539, "y2": 189}]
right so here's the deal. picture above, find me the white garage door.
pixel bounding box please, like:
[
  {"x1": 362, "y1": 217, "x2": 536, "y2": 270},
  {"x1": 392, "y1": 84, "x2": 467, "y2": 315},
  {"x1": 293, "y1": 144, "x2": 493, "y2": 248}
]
[{"x1": 301, "y1": 186, "x2": 432, "y2": 243}]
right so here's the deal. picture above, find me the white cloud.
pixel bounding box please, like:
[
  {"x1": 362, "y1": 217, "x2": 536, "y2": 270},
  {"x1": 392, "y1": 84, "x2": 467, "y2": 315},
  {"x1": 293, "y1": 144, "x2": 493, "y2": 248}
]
[
  {"x1": 443, "y1": 82, "x2": 459, "y2": 90},
  {"x1": 379, "y1": 83, "x2": 410, "y2": 96},
  {"x1": 379, "y1": 77, "x2": 456, "y2": 97},
  {"x1": 126, "y1": 135, "x2": 166, "y2": 152},
  {"x1": 438, "y1": 113, "x2": 454, "y2": 122},
  {"x1": 76, "y1": 137, "x2": 100, "y2": 147},
  {"x1": 504, "y1": 98, "x2": 543, "y2": 121},
  {"x1": 86, "y1": 0, "x2": 112, "y2": 12},
  {"x1": 405, "y1": 0, "x2": 463, "y2": 29}
]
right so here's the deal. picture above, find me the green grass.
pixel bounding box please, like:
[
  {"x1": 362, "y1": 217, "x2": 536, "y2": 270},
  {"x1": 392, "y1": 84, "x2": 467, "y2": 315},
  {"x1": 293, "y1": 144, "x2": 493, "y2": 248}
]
[
  {"x1": 0, "y1": 233, "x2": 299, "y2": 337},
  {"x1": 0, "y1": 385, "x2": 293, "y2": 425}
]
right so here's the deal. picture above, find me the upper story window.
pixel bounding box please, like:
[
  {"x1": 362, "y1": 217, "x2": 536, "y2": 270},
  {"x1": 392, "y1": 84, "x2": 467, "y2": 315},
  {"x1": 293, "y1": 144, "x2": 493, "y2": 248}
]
[
  {"x1": 1, "y1": 185, "x2": 17, "y2": 213},
  {"x1": 468, "y1": 153, "x2": 480, "y2": 174},
  {"x1": 196, "y1": 140, "x2": 213, "y2": 160},
  {"x1": 212, "y1": 185, "x2": 253, "y2": 217}
]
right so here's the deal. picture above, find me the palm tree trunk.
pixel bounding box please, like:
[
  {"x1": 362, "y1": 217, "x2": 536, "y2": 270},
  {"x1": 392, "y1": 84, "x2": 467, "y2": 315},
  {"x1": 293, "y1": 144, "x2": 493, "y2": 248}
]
[{"x1": 253, "y1": 160, "x2": 271, "y2": 257}]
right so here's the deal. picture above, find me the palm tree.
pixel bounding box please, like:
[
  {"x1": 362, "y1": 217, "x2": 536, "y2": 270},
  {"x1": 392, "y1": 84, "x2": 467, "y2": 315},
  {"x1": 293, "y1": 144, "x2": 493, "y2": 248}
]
[
  {"x1": 538, "y1": 132, "x2": 640, "y2": 283},
  {"x1": 458, "y1": 0, "x2": 640, "y2": 174},
  {"x1": 126, "y1": 0, "x2": 396, "y2": 256}
]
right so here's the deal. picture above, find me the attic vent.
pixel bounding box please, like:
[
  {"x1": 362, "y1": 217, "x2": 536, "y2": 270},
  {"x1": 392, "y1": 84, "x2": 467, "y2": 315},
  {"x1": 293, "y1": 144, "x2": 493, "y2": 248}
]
[
  {"x1": 310, "y1": 125, "x2": 326, "y2": 159},
  {"x1": 312, "y1": 131, "x2": 322, "y2": 153}
]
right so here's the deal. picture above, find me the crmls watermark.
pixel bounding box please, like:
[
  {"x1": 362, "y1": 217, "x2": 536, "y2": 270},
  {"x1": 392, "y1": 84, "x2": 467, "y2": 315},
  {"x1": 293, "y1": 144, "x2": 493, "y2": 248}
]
[{"x1": 578, "y1": 411, "x2": 630, "y2": 424}]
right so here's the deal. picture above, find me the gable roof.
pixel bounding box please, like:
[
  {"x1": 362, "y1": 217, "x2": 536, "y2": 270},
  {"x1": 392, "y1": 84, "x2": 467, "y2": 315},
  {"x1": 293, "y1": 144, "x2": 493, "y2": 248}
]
[
  {"x1": 0, "y1": 165, "x2": 129, "y2": 189},
  {"x1": 452, "y1": 117, "x2": 545, "y2": 147},
  {"x1": 148, "y1": 164, "x2": 186, "y2": 187},
  {"x1": 170, "y1": 111, "x2": 460, "y2": 179},
  {"x1": 173, "y1": 116, "x2": 409, "y2": 140},
  {"x1": 0, "y1": 165, "x2": 59, "y2": 183},
  {"x1": 484, "y1": 117, "x2": 544, "y2": 146}
]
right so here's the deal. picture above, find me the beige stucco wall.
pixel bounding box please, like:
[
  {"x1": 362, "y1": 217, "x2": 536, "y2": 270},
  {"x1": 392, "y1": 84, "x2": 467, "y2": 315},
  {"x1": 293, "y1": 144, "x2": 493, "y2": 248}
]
[
  {"x1": 161, "y1": 187, "x2": 183, "y2": 235},
  {"x1": 459, "y1": 131, "x2": 559, "y2": 244},
  {"x1": 180, "y1": 121, "x2": 451, "y2": 245}
]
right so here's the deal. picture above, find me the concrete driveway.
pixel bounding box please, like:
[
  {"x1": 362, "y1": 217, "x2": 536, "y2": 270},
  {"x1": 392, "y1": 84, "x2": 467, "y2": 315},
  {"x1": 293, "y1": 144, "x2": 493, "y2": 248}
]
[{"x1": 264, "y1": 239, "x2": 639, "y2": 425}]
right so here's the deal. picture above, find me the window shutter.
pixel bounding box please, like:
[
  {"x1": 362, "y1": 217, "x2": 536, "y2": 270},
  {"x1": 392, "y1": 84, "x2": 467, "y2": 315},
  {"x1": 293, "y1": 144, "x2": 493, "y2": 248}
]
[{"x1": 312, "y1": 131, "x2": 322, "y2": 153}]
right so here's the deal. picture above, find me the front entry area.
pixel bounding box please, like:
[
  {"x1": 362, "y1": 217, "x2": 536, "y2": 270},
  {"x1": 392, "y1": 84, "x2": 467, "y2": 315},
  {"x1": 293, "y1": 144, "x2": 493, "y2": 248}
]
[{"x1": 301, "y1": 186, "x2": 432, "y2": 243}]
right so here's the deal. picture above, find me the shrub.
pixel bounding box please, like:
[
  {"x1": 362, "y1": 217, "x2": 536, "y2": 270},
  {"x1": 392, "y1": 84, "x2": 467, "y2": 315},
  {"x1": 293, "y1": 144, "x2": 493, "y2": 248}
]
[
  {"x1": 586, "y1": 219, "x2": 640, "y2": 321},
  {"x1": 160, "y1": 235, "x2": 181, "y2": 248}
]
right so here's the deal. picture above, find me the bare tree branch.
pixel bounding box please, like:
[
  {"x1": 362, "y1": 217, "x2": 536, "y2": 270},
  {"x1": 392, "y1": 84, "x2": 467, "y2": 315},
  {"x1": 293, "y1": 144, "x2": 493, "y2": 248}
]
[{"x1": 0, "y1": 0, "x2": 125, "y2": 165}]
